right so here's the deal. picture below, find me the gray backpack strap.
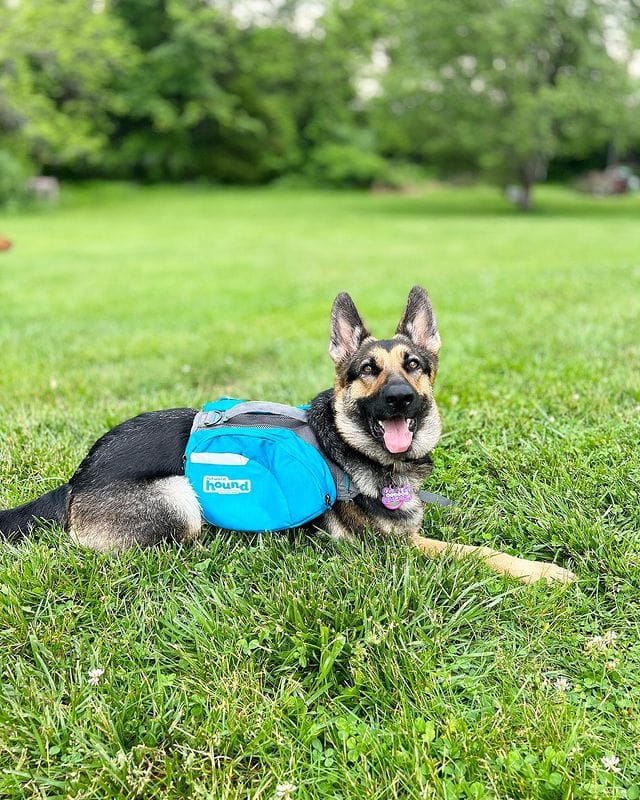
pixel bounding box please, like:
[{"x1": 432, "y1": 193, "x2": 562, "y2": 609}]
[
  {"x1": 222, "y1": 401, "x2": 308, "y2": 423},
  {"x1": 331, "y1": 466, "x2": 360, "y2": 502},
  {"x1": 293, "y1": 423, "x2": 359, "y2": 502},
  {"x1": 191, "y1": 402, "x2": 307, "y2": 432},
  {"x1": 418, "y1": 490, "x2": 454, "y2": 507}
]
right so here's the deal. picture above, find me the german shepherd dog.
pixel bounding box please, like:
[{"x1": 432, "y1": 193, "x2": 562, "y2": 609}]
[{"x1": 0, "y1": 287, "x2": 573, "y2": 583}]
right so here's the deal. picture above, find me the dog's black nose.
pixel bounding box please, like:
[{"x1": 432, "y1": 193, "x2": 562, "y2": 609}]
[{"x1": 383, "y1": 382, "x2": 415, "y2": 413}]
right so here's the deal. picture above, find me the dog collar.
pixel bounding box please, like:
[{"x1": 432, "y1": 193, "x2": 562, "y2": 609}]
[{"x1": 380, "y1": 485, "x2": 454, "y2": 509}]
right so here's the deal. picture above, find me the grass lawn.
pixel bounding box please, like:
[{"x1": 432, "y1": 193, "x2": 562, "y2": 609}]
[{"x1": 1, "y1": 182, "x2": 639, "y2": 799}]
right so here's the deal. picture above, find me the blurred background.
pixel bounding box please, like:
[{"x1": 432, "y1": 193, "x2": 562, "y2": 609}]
[{"x1": 1, "y1": 0, "x2": 639, "y2": 210}]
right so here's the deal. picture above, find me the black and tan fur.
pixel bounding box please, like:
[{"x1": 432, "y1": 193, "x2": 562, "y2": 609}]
[{"x1": 0, "y1": 287, "x2": 574, "y2": 583}]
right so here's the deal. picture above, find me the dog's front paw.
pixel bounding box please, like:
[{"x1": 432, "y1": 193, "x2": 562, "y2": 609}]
[{"x1": 508, "y1": 557, "x2": 576, "y2": 585}]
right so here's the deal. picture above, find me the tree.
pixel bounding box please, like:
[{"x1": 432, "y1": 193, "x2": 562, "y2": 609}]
[
  {"x1": 0, "y1": 0, "x2": 386, "y2": 185},
  {"x1": 109, "y1": 0, "x2": 381, "y2": 183},
  {"x1": 0, "y1": 0, "x2": 136, "y2": 174},
  {"x1": 108, "y1": 0, "x2": 295, "y2": 182},
  {"x1": 374, "y1": 0, "x2": 640, "y2": 208}
]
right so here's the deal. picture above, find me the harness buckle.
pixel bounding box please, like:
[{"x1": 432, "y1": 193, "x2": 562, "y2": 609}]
[{"x1": 203, "y1": 410, "x2": 223, "y2": 426}]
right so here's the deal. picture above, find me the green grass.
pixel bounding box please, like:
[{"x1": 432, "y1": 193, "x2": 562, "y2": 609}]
[{"x1": 1, "y1": 182, "x2": 639, "y2": 799}]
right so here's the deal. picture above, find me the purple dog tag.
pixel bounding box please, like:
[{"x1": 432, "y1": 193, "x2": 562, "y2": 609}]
[{"x1": 381, "y1": 484, "x2": 413, "y2": 510}]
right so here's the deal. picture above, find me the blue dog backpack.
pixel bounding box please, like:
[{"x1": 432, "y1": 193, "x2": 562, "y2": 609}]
[{"x1": 184, "y1": 399, "x2": 357, "y2": 532}]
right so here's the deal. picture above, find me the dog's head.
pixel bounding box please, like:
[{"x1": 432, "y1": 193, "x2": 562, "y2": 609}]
[{"x1": 329, "y1": 286, "x2": 442, "y2": 462}]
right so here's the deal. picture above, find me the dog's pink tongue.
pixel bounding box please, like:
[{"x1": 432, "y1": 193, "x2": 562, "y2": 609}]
[{"x1": 381, "y1": 418, "x2": 413, "y2": 453}]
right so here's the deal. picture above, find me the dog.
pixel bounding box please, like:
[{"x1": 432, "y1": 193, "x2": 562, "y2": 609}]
[{"x1": 0, "y1": 286, "x2": 574, "y2": 583}]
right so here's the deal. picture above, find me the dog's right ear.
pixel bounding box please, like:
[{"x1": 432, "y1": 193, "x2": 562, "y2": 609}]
[{"x1": 329, "y1": 292, "x2": 370, "y2": 363}]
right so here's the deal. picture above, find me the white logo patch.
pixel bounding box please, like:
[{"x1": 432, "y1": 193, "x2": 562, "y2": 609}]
[{"x1": 203, "y1": 475, "x2": 252, "y2": 495}]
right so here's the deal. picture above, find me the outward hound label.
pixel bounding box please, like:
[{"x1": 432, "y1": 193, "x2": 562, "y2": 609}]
[{"x1": 203, "y1": 475, "x2": 252, "y2": 495}]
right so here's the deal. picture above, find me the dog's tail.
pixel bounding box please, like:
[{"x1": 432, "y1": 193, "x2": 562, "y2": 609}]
[{"x1": 0, "y1": 484, "x2": 71, "y2": 542}]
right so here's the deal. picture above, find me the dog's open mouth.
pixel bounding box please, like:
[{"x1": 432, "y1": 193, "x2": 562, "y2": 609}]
[{"x1": 372, "y1": 417, "x2": 416, "y2": 454}]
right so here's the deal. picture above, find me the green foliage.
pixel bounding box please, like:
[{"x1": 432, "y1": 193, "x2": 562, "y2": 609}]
[
  {"x1": 375, "y1": 0, "x2": 640, "y2": 206},
  {"x1": 1, "y1": 0, "x2": 640, "y2": 189},
  {"x1": 0, "y1": 0, "x2": 381, "y2": 185},
  {"x1": 105, "y1": 0, "x2": 377, "y2": 183},
  {"x1": 107, "y1": 0, "x2": 297, "y2": 182},
  {"x1": 0, "y1": 0, "x2": 136, "y2": 171},
  {"x1": 0, "y1": 149, "x2": 28, "y2": 208},
  {"x1": 308, "y1": 142, "x2": 389, "y2": 187},
  {"x1": 1, "y1": 183, "x2": 640, "y2": 797}
]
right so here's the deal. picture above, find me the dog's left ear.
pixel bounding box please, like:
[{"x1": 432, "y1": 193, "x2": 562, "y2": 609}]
[
  {"x1": 396, "y1": 286, "x2": 441, "y2": 354},
  {"x1": 329, "y1": 292, "x2": 370, "y2": 363}
]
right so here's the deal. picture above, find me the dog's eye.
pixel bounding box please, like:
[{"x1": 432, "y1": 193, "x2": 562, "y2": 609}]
[
  {"x1": 360, "y1": 363, "x2": 375, "y2": 376},
  {"x1": 406, "y1": 358, "x2": 421, "y2": 372}
]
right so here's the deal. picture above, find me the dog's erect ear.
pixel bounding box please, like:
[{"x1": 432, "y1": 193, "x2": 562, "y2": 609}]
[
  {"x1": 329, "y1": 292, "x2": 370, "y2": 363},
  {"x1": 396, "y1": 286, "x2": 441, "y2": 353}
]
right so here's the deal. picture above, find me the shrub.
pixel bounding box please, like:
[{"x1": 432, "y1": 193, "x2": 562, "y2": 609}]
[
  {"x1": 0, "y1": 149, "x2": 28, "y2": 208},
  {"x1": 308, "y1": 143, "x2": 389, "y2": 188}
]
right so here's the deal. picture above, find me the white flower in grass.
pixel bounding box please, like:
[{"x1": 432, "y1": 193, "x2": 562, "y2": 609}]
[
  {"x1": 553, "y1": 676, "x2": 571, "y2": 692},
  {"x1": 601, "y1": 755, "x2": 621, "y2": 774},
  {"x1": 88, "y1": 667, "x2": 105, "y2": 686},
  {"x1": 585, "y1": 631, "x2": 618, "y2": 653},
  {"x1": 275, "y1": 783, "x2": 297, "y2": 799}
]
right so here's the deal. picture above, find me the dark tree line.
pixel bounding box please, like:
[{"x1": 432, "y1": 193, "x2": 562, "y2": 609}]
[{"x1": 1, "y1": 0, "x2": 639, "y2": 206}]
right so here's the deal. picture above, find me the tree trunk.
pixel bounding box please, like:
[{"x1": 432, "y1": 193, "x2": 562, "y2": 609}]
[
  {"x1": 517, "y1": 179, "x2": 532, "y2": 211},
  {"x1": 516, "y1": 156, "x2": 547, "y2": 211}
]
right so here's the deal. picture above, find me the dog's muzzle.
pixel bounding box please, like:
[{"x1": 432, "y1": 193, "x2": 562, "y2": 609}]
[{"x1": 365, "y1": 380, "x2": 424, "y2": 454}]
